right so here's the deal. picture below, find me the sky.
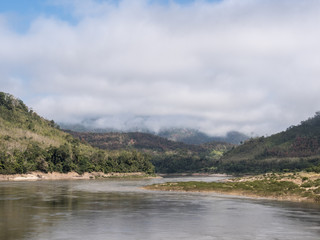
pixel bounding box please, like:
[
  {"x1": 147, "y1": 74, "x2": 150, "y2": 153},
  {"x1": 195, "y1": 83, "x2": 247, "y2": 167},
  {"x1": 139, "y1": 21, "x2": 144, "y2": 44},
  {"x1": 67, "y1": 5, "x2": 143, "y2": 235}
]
[{"x1": 1, "y1": 0, "x2": 320, "y2": 136}]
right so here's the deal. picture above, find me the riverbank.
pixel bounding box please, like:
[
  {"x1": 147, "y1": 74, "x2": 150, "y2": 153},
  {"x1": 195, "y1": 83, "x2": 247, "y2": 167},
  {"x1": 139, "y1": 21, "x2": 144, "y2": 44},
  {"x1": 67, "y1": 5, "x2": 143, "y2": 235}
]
[
  {"x1": 0, "y1": 171, "x2": 158, "y2": 181},
  {"x1": 144, "y1": 172, "x2": 320, "y2": 203},
  {"x1": 158, "y1": 173, "x2": 230, "y2": 177}
]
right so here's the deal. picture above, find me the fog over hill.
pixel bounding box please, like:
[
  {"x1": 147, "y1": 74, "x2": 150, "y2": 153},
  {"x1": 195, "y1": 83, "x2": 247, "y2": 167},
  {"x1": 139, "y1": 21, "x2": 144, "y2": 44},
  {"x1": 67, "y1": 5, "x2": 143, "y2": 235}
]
[
  {"x1": 3, "y1": 1, "x2": 320, "y2": 137},
  {"x1": 60, "y1": 121, "x2": 249, "y2": 145}
]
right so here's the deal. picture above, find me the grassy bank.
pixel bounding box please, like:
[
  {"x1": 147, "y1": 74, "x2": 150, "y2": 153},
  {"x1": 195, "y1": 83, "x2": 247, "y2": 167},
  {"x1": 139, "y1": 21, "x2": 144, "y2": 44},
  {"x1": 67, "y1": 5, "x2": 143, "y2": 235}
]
[{"x1": 144, "y1": 172, "x2": 320, "y2": 203}]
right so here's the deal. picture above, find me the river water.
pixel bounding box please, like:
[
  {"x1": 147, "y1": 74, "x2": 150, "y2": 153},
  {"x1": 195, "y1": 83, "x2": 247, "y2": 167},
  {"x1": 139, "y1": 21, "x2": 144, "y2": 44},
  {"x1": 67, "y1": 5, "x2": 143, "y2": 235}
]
[{"x1": 1, "y1": 175, "x2": 320, "y2": 240}]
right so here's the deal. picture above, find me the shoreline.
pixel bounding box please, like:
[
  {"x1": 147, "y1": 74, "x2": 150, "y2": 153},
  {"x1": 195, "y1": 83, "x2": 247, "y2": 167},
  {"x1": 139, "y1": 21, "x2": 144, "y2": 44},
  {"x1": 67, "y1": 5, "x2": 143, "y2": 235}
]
[
  {"x1": 143, "y1": 172, "x2": 320, "y2": 204},
  {"x1": 0, "y1": 171, "x2": 158, "y2": 181},
  {"x1": 158, "y1": 173, "x2": 231, "y2": 177},
  {"x1": 143, "y1": 185, "x2": 312, "y2": 203}
]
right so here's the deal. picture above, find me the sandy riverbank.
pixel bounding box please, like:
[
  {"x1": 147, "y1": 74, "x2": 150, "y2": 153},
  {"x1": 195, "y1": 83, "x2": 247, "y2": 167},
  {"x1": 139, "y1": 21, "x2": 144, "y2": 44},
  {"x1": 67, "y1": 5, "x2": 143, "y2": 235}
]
[
  {"x1": 144, "y1": 172, "x2": 320, "y2": 204},
  {"x1": 158, "y1": 173, "x2": 230, "y2": 177},
  {"x1": 0, "y1": 171, "x2": 157, "y2": 181},
  {"x1": 143, "y1": 184, "x2": 313, "y2": 203},
  {"x1": 142, "y1": 185, "x2": 314, "y2": 202}
]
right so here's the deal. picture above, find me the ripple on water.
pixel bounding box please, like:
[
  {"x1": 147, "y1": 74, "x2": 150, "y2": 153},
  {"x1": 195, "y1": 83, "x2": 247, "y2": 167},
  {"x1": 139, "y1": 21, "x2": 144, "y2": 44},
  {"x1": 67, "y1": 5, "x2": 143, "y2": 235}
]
[{"x1": 0, "y1": 177, "x2": 320, "y2": 240}]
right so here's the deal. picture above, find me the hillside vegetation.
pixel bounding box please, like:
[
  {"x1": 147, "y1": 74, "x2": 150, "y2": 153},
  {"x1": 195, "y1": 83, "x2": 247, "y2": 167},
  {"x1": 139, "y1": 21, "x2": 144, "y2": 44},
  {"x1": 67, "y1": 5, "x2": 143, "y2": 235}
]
[
  {"x1": 67, "y1": 131, "x2": 234, "y2": 173},
  {"x1": 158, "y1": 128, "x2": 249, "y2": 145},
  {"x1": 218, "y1": 113, "x2": 320, "y2": 173},
  {"x1": 60, "y1": 123, "x2": 249, "y2": 145},
  {"x1": 0, "y1": 92, "x2": 154, "y2": 175}
]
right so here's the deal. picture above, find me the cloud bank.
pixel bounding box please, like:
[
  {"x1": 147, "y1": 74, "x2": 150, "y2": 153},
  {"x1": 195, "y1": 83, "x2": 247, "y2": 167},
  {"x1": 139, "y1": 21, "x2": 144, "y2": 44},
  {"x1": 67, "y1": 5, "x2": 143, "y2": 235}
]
[{"x1": 1, "y1": 0, "x2": 320, "y2": 136}]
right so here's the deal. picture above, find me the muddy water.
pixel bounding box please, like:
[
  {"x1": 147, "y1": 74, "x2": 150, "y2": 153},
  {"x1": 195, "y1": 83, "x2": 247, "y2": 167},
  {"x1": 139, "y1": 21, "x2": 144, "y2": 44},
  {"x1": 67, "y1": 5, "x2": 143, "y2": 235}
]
[{"x1": 1, "y1": 176, "x2": 320, "y2": 240}]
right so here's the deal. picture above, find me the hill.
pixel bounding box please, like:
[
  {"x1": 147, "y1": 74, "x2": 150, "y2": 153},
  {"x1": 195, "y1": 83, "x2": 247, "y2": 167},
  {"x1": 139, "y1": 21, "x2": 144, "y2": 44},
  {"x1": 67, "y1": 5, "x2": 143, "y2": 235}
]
[
  {"x1": 59, "y1": 122, "x2": 155, "y2": 134},
  {"x1": 158, "y1": 128, "x2": 249, "y2": 144},
  {"x1": 0, "y1": 92, "x2": 154, "y2": 175},
  {"x1": 66, "y1": 131, "x2": 228, "y2": 152},
  {"x1": 60, "y1": 123, "x2": 249, "y2": 145},
  {"x1": 218, "y1": 113, "x2": 320, "y2": 173},
  {"x1": 67, "y1": 131, "x2": 234, "y2": 173}
]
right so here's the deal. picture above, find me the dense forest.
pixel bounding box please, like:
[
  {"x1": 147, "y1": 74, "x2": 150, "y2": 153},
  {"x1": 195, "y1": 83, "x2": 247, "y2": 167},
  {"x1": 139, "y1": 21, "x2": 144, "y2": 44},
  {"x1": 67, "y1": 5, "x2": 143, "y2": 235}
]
[
  {"x1": 157, "y1": 128, "x2": 248, "y2": 145},
  {"x1": 0, "y1": 92, "x2": 154, "y2": 175},
  {"x1": 68, "y1": 131, "x2": 234, "y2": 173},
  {"x1": 217, "y1": 113, "x2": 320, "y2": 174}
]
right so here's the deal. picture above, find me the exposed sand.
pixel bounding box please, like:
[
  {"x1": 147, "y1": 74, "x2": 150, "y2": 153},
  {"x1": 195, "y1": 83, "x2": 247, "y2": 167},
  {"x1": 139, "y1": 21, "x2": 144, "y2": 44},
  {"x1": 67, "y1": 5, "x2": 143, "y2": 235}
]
[
  {"x1": 0, "y1": 171, "x2": 155, "y2": 181},
  {"x1": 143, "y1": 184, "x2": 313, "y2": 203},
  {"x1": 158, "y1": 173, "x2": 230, "y2": 177},
  {"x1": 144, "y1": 172, "x2": 320, "y2": 203}
]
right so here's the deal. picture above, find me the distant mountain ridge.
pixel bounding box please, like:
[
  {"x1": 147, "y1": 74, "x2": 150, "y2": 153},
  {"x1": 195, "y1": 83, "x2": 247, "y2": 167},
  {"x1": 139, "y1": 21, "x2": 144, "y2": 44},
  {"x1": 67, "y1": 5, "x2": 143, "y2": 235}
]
[
  {"x1": 158, "y1": 128, "x2": 249, "y2": 145},
  {"x1": 60, "y1": 123, "x2": 248, "y2": 145}
]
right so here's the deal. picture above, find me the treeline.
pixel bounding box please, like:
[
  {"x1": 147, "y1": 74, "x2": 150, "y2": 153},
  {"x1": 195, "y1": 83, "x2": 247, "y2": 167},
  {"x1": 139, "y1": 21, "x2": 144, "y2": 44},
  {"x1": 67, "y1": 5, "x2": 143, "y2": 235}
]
[
  {"x1": 214, "y1": 157, "x2": 320, "y2": 174},
  {"x1": 0, "y1": 141, "x2": 154, "y2": 175},
  {"x1": 151, "y1": 152, "x2": 216, "y2": 173}
]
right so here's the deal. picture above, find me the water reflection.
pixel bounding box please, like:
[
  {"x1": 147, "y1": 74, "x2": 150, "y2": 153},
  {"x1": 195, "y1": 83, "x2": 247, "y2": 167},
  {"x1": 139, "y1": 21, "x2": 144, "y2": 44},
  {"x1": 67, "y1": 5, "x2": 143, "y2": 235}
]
[{"x1": 0, "y1": 177, "x2": 320, "y2": 240}]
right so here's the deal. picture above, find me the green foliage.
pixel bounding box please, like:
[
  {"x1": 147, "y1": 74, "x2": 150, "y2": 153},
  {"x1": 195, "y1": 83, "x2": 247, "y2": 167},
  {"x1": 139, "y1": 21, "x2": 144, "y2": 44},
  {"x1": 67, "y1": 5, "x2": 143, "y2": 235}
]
[
  {"x1": 157, "y1": 128, "x2": 249, "y2": 145},
  {"x1": 67, "y1": 131, "x2": 233, "y2": 173},
  {"x1": 218, "y1": 113, "x2": 320, "y2": 174},
  {"x1": 213, "y1": 156, "x2": 320, "y2": 174},
  {"x1": 305, "y1": 164, "x2": 320, "y2": 173},
  {"x1": 0, "y1": 92, "x2": 155, "y2": 175},
  {"x1": 151, "y1": 152, "x2": 215, "y2": 173},
  {"x1": 0, "y1": 142, "x2": 155, "y2": 175}
]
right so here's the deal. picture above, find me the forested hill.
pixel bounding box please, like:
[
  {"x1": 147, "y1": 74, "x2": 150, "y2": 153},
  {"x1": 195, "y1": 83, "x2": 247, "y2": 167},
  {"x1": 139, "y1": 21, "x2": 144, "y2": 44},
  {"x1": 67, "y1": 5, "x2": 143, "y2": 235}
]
[
  {"x1": 67, "y1": 131, "x2": 234, "y2": 173},
  {"x1": 158, "y1": 129, "x2": 249, "y2": 145},
  {"x1": 66, "y1": 131, "x2": 231, "y2": 153},
  {"x1": 0, "y1": 92, "x2": 154, "y2": 174},
  {"x1": 60, "y1": 123, "x2": 249, "y2": 145},
  {"x1": 218, "y1": 113, "x2": 320, "y2": 173}
]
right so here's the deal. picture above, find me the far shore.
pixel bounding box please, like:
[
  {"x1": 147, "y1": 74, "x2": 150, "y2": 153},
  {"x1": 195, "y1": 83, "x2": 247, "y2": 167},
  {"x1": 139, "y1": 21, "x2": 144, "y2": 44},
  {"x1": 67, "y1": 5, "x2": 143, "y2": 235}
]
[{"x1": 0, "y1": 171, "x2": 159, "y2": 181}]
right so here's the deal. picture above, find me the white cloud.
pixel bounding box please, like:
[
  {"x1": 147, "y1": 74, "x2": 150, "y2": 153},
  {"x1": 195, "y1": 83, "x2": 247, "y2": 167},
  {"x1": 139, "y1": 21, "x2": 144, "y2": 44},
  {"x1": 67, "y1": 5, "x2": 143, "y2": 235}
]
[{"x1": 1, "y1": 0, "x2": 320, "y2": 136}]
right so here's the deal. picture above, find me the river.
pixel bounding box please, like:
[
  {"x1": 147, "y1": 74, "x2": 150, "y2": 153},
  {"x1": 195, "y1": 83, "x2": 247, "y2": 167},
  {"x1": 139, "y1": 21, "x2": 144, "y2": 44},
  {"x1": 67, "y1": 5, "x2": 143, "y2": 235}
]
[{"x1": 1, "y1": 175, "x2": 320, "y2": 240}]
